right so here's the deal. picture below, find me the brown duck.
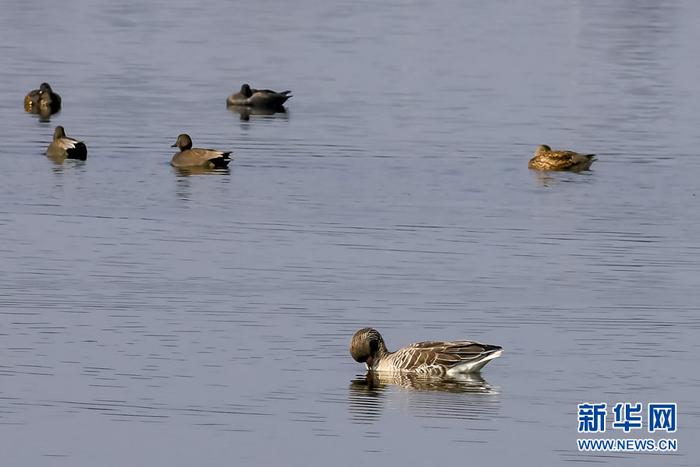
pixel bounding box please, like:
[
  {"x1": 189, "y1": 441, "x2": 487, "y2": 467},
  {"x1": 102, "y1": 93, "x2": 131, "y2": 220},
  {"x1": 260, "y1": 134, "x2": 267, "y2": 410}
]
[
  {"x1": 24, "y1": 83, "x2": 61, "y2": 115},
  {"x1": 46, "y1": 126, "x2": 87, "y2": 161},
  {"x1": 528, "y1": 145, "x2": 596, "y2": 171},
  {"x1": 350, "y1": 328, "x2": 503, "y2": 376},
  {"x1": 170, "y1": 134, "x2": 232, "y2": 169}
]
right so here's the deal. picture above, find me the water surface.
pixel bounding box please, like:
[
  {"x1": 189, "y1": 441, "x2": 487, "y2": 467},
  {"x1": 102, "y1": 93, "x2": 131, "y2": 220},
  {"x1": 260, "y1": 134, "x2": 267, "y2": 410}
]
[{"x1": 1, "y1": 0, "x2": 699, "y2": 465}]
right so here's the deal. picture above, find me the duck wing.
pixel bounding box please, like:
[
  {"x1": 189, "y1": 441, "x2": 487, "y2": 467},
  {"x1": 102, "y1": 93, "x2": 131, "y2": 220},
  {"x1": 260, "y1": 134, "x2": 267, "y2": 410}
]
[
  {"x1": 47, "y1": 137, "x2": 87, "y2": 160},
  {"x1": 550, "y1": 150, "x2": 596, "y2": 165},
  {"x1": 201, "y1": 148, "x2": 232, "y2": 168},
  {"x1": 172, "y1": 148, "x2": 231, "y2": 168},
  {"x1": 60, "y1": 137, "x2": 87, "y2": 160},
  {"x1": 24, "y1": 89, "x2": 41, "y2": 111},
  {"x1": 251, "y1": 88, "x2": 291, "y2": 96},
  {"x1": 390, "y1": 340, "x2": 502, "y2": 374}
]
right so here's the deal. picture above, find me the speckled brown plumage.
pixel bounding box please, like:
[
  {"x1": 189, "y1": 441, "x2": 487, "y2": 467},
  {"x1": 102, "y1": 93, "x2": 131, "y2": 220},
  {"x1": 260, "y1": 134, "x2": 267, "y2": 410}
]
[
  {"x1": 350, "y1": 328, "x2": 503, "y2": 375},
  {"x1": 24, "y1": 83, "x2": 61, "y2": 115},
  {"x1": 528, "y1": 145, "x2": 596, "y2": 171}
]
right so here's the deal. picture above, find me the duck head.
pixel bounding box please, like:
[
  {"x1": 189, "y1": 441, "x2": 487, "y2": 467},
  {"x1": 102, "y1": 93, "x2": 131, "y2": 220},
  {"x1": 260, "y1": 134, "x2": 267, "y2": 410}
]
[
  {"x1": 350, "y1": 328, "x2": 388, "y2": 369},
  {"x1": 53, "y1": 125, "x2": 66, "y2": 140},
  {"x1": 171, "y1": 134, "x2": 193, "y2": 151},
  {"x1": 535, "y1": 144, "x2": 551, "y2": 156},
  {"x1": 240, "y1": 83, "x2": 253, "y2": 97}
]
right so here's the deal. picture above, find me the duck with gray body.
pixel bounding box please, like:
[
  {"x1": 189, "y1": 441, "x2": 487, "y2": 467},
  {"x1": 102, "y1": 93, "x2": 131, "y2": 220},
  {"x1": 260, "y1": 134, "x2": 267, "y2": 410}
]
[
  {"x1": 528, "y1": 144, "x2": 596, "y2": 171},
  {"x1": 350, "y1": 328, "x2": 503, "y2": 376},
  {"x1": 25, "y1": 83, "x2": 61, "y2": 115},
  {"x1": 46, "y1": 126, "x2": 87, "y2": 161},
  {"x1": 170, "y1": 134, "x2": 232, "y2": 169},
  {"x1": 226, "y1": 83, "x2": 292, "y2": 109}
]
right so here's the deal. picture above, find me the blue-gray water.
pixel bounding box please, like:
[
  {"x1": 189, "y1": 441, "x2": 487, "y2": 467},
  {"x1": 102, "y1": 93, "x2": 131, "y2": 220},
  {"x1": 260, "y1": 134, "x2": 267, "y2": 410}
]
[{"x1": 1, "y1": 0, "x2": 699, "y2": 465}]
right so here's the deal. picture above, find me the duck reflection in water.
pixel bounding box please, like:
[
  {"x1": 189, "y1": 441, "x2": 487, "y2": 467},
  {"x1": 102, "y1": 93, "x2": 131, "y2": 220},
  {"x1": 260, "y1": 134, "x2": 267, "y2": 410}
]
[
  {"x1": 173, "y1": 166, "x2": 231, "y2": 177},
  {"x1": 352, "y1": 371, "x2": 495, "y2": 394},
  {"x1": 348, "y1": 372, "x2": 500, "y2": 424},
  {"x1": 228, "y1": 105, "x2": 288, "y2": 122},
  {"x1": 531, "y1": 169, "x2": 595, "y2": 188}
]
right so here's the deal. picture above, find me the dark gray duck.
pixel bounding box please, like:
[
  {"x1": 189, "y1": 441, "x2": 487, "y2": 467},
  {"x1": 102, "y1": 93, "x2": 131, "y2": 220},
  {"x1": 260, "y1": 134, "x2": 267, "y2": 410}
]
[{"x1": 226, "y1": 83, "x2": 292, "y2": 109}]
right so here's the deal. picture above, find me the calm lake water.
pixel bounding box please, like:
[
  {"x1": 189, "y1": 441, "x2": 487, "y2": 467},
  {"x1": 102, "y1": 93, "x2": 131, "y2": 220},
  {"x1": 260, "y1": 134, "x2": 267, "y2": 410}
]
[{"x1": 1, "y1": 0, "x2": 699, "y2": 465}]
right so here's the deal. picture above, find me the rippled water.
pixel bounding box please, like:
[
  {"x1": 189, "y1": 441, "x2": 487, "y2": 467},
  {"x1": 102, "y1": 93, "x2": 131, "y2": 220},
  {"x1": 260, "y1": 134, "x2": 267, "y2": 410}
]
[{"x1": 1, "y1": 0, "x2": 699, "y2": 465}]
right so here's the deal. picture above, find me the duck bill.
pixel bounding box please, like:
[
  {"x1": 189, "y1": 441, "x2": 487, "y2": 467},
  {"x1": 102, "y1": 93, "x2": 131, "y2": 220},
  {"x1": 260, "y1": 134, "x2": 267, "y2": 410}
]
[{"x1": 365, "y1": 355, "x2": 374, "y2": 370}]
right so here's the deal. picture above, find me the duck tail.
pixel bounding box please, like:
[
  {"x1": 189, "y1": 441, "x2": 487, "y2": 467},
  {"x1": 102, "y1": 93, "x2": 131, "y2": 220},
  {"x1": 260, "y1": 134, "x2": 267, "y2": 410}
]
[
  {"x1": 66, "y1": 142, "x2": 88, "y2": 161},
  {"x1": 482, "y1": 344, "x2": 503, "y2": 354},
  {"x1": 211, "y1": 152, "x2": 232, "y2": 169},
  {"x1": 448, "y1": 345, "x2": 503, "y2": 375}
]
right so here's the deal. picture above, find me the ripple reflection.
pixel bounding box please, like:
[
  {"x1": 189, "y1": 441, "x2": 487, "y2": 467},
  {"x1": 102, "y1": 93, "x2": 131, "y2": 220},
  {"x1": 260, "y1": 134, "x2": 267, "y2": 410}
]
[
  {"x1": 531, "y1": 169, "x2": 596, "y2": 187},
  {"x1": 227, "y1": 106, "x2": 289, "y2": 122},
  {"x1": 172, "y1": 167, "x2": 231, "y2": 177},
  {"x1": 349, "y1": 372, "x2": 500, "y2": 423}
]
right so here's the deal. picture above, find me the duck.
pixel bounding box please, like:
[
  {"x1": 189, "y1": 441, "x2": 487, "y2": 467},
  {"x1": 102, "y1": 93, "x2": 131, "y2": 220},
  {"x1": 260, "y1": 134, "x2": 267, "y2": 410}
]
[
  {"x1": 528, "y1": 144, "x2": 596, "y2": 171},
  {"x1": 170, "y1": 134, "x2": 232, "y2": 169},
  {"x1": 24, "y1": 83, "x2": 62, "y2": 115},
  {"x1": 226, "y1": 83, "x2": 292, "y2": 109},
  {"x1": 46, "y1": 126, "x2": 87, "y2": 161},
  {"x1": 350, "y1": 328, "x2": 503, "y2": 376}
]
